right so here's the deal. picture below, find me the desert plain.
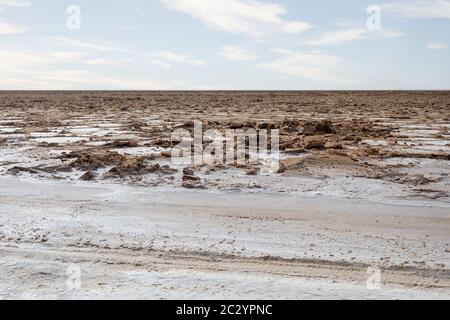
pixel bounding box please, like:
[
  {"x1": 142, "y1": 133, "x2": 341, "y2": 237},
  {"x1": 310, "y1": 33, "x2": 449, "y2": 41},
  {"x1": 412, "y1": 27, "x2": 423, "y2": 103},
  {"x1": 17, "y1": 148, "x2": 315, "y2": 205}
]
[{"x1": 0, "y1": 91, "x2": 449, "y2": 299}]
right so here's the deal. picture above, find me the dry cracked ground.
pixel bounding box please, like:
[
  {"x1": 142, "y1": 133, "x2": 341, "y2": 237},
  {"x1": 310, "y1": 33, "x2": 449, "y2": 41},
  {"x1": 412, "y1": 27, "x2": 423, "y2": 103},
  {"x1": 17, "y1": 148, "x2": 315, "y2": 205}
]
[{"x1": 0, "y1": 91, "x2": 449, "y2": 299}]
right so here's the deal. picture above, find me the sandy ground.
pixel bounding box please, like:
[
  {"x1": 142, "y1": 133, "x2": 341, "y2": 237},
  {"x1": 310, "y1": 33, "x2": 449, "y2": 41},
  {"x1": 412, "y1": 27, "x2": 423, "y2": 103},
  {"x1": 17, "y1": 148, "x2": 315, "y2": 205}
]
[
  {"x1": 0, "y1": 92, "x2": 449, "y2": 299},
  {"x1": 0, "y1": 177, "x2": 449, "y2": 299}
]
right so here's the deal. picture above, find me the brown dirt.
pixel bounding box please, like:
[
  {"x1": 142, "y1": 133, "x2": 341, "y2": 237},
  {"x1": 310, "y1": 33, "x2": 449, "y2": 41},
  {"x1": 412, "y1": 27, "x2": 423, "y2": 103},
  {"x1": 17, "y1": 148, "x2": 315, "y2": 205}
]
[{"x1": 0, "y1": 91, "x2": 449, "y2": 189}]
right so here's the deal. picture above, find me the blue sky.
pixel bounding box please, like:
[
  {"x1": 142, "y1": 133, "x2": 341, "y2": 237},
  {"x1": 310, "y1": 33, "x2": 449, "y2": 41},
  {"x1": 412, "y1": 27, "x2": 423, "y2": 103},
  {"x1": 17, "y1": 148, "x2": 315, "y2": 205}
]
[{"x1": 0, "y1": 0, "x2": 449, "y2": 90}]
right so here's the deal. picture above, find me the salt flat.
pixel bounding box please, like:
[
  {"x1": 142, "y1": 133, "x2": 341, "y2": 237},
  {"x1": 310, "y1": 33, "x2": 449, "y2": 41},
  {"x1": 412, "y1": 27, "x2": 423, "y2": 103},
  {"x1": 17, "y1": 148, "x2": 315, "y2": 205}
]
[
  {"x1": 0, "y1": 177, "x2": 448, "y2": 300},
  {"x1": 1, "y1": 91, "x2": 449, "y2": 300}
]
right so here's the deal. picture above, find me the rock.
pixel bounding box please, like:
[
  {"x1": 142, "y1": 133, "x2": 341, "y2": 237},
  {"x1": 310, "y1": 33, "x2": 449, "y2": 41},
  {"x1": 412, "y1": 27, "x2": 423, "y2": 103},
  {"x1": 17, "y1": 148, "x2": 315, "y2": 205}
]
[
  {"x1": 303, "y1": 136, "x2": 326, "y2": 150},
  {"x1": 316, "y1": 120, "x2": 334, "y2": 134},
  {"x1": 104, "y1": 162, "x2": 171, "y2": 178},
  {"x1": 181, "y1": 173, "x2": 205, "y2": 189},
  {"x1": 108, "y1": 140, "x2": 138, "y2": 148},
  {"x1": 7, "y1": 166, "x2": 39, "y2": 175},
  {"x1": 414, "y1": 174, "x2": 437, "y2": 186},
  {"x1": 153, "y1": 138, "x2": 172, "y2": 148},
  {"x1": 182, "y1": 181, "x2": 206, "y2": 189},
  {"x1": 56, "y1": 165, "x2": 73, "y2": 173},
  {"x1": 303, "y1": 123, "x2": 317, "y2": 135},
  {"x1": 258, "y1": 122, "x2": 276, "y2": 130},
  {"x1": 150, "y1": 165, "x2": 177, "y2": 176},
  {"x1": 276, "y1": 162, "x2": 287, "y2": 174},
  {"x1": 177, "y1": 120, "x2": 195, "y2": 129},
  {"x1": 161, "y1": 150, "x2": 172, "y2": 158},
  {"x1": 284, "y1": 148, "x2": 305, "y2": 154},
  {"x1": 79, "y1": 171, "x2": 96, "y2": 181},
  {"x1": 244, "y1": 120, "x2": 257, "y2": 128},
  {"x1": 230, "y1": 122, "x2": 243, "y2": 129},
  {"x1": 344, "y1": 135, "x2": 362, "y2": 143},
  {"x1": 364, "y1": 147, "x2": 379, "y2": 155},
  {"x1": 182, "y1": 174, "x2": 200, "y2": 182},
  {"x1": 181, "y1": 171, "x2": 204, "y2": 188},
  {"x1": 343, "y1": 135, "x2": 356, "y2": 141},
  {"x1": 303, "y1": 120, "x2": 334, "y2": 135},
  {"x1": 246, "y1": 168, "x2": 260, "y2": 176},
  {"x1": 279, "y1": 136, "x2": 299, "y2": 150},
  {"x1": 325, "y1": 141, "x2": 343, "y2": 149},
  {"x1": 182, "y1": 168, "x2": 195, "y2": 175},
  {"x1": 280, "y1": 119, "x2": 301, "y2": 133}
]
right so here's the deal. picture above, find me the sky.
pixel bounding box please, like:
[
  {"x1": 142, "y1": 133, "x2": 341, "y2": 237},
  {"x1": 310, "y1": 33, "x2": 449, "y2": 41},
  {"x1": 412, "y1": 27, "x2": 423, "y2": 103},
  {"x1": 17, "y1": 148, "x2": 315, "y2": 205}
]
[{"x1": 0, "y1": 0, "x2": 449, "y2": 90}]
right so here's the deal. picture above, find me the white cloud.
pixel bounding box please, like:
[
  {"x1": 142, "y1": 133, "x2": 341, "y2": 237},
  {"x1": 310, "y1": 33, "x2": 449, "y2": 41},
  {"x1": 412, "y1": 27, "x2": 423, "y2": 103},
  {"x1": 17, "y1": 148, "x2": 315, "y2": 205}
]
[
  {"x1": 0, "y1": 71, "x2": 185, "y2": 90},
  {"x1": 50, "y1": 37, "x2": 129, "y2": 53},
  {"x1": 0, "y1": 0, "x2": 32, "y2": 7},
  {"x1": 152, "y1": 50, "x2": 204, "y2": 66},
  {"x1": 307, "y1": 28, "x2": 367, "y2": 46},
  {"x1": 426, "y1": 41, "x2": 448, "y2": 50},
  {"x1": 281, "y1": 21, "x2": 311, "y2": 34},
  {"x1": 53, "y1": 51, "x2": 87, "y2": 62},
  {"x1": 0, "y1": 49, "x2": 186, "y2": 90},
  {"x1": 0, "y1": 1, "x2": 29, "y2": 34},
  {"x1": 85, "y1": 58, "x2": 130, "y2": 66},
  {"x1": 161, "y1": 0, "x2": 311, "y2": 37},
  {"x1": 382, "y1": 0, "x2": 450, "y2": 19},
  {"x1": 257, "y1": 49, "x2": 342, "y2": 82},
  {"x1": 219, "y1": 45, "x2": 257, "y2": 61},
  {"x1": 0, "y1": 19, "x2": 25, "y2": 34},
  {"x1": 0, "y1": 49, "x2": 49, "y2": 72},
  {"x1": 148, "y1": 59, "x2": 172, "y2": 69},
  {"x1": 307, "y1": 28, "x2": 403, "y2": 46}
]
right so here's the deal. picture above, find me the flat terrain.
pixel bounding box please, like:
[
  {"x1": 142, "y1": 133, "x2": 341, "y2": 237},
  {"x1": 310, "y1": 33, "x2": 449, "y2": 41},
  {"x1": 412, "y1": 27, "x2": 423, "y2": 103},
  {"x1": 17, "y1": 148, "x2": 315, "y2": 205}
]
[
  {"x1": 0, "y1": 91, "x2": 449, "y2": 299},
  {"x1": 0, "y1": 177, "x2": 448, "y2": 299}
]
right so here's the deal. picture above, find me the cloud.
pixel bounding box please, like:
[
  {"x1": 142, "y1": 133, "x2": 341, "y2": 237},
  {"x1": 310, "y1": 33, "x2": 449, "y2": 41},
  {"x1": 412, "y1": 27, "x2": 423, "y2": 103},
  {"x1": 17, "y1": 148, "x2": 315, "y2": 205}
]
[
  {"x1": 0, "y1": 49, "x2": 186, "y2": 90},
  {"x1": 0, "y1": 0, "x2": 32, "y2": 7},
  {"x1": 50, "y1": 37, "x2": 129, "y2": 53},
  {"x1": 148, "y1": 59, "x2": 172, "y2": 69},
  {"x1": 426, "y1": 41, "x2": 448, "y2": 50},
  {"x1": 219, "y1": 46, "x2": 257, "y2": 61},
  {"x1": 382, "y1": 0, "x2": 450, "y2": 19},
  {"x1": 53, "y1": 52, "x2": 87, "y2": 62},
  {"x1": 257, "y1": 49, "x2": 342, "y2": 82},
  {"x1": 0, "y1": 1, "x2": 29, "y2": 34},
  {"x1": 0, "y1": 71, "x2": 185, "y2": 90},
  {"x1": 85, "y1": 58, "x2": 130, "y2": 66},
  {"x1": 161, "y1": 0, "x2": 311, "y2": 37},
  {"x1": 0, "y1": 19, "x2": 25, "y2": 34},
  {"x1": 0, "y1": 49, "x2": 49, "y2": 73},
  {"x1": 281, "y1": 21, "x2": 311, "y2": 34},
  {"x1": 152, "y1": 50, "x2": 204, "y2": 66},
  {"x1": 306, "y1": 28, "x2": 403, "y2": 46}
]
